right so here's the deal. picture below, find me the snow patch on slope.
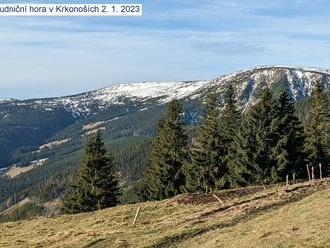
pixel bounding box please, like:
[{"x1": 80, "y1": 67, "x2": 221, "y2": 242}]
[
  {"x1": 0, "y1": 98, "x2": 16, "y2": 103},
  {"x1": 89, "y1": 81, "x2": 208, "y2": 104}
]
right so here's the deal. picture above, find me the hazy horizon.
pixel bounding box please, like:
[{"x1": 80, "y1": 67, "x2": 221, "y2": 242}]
[
  {"x1": 1, "y1": 0, "x2": 330, "y2": 99},
  {"x1": 2, "y1": 64, "x2": 329, "y2": 100}
]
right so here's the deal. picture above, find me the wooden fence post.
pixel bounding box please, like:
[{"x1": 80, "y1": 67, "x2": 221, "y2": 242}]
[
  {"x1": 293, "y1": 173, "x2": 296, "y2": 184},
  {"x1": 212, "y1": 194, "x2": 224, "y2": 205},
  {"x1": 286, "y1": 175, "x2": 289, "y2": 186},
  {"x1": 133, "y1": 206, "x2": 141, "y2": 226},
  {"x1": 312, "y1": 166, "x2": 315, "y2": 181},
  {"x1": 319, "y1": 163, "x2": 323, "y2": 180},
  {"x1": 306, "y1": 164, "x2": 311, "y2": 181}
]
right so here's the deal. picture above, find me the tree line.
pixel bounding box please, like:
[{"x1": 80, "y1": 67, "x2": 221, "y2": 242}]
[{"x1": 62, "y1": 80, "x2": 329, "y2": 213}]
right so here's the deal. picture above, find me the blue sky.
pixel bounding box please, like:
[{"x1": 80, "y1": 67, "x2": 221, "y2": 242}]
[{"x1": 1, "y1": 0, "x2": 330, "y2": 99}]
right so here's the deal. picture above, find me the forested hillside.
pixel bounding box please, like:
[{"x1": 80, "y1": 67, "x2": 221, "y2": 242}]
[{"x1": 0, "y1": 66, "x2": 329, "y2": 220}]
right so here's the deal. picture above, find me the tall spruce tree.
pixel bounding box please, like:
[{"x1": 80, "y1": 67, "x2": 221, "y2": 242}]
[
  {"x1": 220, "y1": 85, "x2": 241, "y2": 154},
  {"x1": 62, "y1": 131, "x2": 120, "y2": 214},
  {"x1": 140, "y1": 99, "x2": 188, "y2": 200},
  {"x1": 305, "y1": 79, "x2": 330, "y2": 176},
  {"x1": 270, "y1": 91, "x2": 306, "y2": 181},
  {"x1": 220, "y1": 85, "x2": 241, "y2": 185},
  {"x1": 227, "y1": 89, "x2": 275, "y2": 186},
  {"x1": 185, "y1": 94, "x2": 224, "y2": 193}
]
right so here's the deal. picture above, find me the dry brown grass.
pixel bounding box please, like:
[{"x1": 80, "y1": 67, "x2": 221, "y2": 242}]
[
  {"x1": 39, "y1": 139, "x2": 71, "y2": 150},
  {"x1": 0, "y1": 179, "x2": 329, "y2": 248}
]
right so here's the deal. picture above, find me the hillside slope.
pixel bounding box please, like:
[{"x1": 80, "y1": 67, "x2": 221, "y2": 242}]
[
  {"x1": 1, "y1": 65, "x2": 330, "y2": 169},
  {"x1": 0, "y1": 179, "x2": 329, "y2": 248}
]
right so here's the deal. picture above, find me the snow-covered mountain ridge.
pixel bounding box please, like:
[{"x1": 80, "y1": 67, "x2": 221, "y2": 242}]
[
  {"x1": 198, "y1": 65, "x2": 330, "y2": 109},
  {"x1": 1, "y1": 81, "x2": 208, "y2": 117},
  {"x1": 1, "y1": 65, "x2": 329, "y2": 117}
]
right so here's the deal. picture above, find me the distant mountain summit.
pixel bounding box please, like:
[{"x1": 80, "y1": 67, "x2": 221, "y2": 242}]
[
  {"x1": 195, "y1": 65, "x2": 330, "y2": 111},
  {"x1": 0, "y1": 81, "x2": 209, "y2": 118},
  {"x1": 1, "y1": 65, "x2": 329, "y2": 118}
]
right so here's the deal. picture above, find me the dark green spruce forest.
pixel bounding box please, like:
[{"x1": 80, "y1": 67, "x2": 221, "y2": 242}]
[{"x1": 139, "y1": 83, "x2": 329, "y2": 201}]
